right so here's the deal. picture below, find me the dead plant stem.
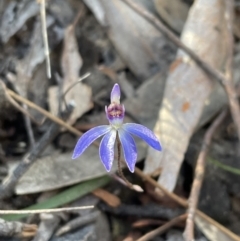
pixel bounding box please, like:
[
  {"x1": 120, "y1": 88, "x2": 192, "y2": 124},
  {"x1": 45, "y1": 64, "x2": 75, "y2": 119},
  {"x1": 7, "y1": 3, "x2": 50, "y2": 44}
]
[
  {"x1": 40, "y1": 0, "x2": 51, "y2": 78},
  {"x1": 137, "y1": 214, "x2": 187, "y2": 241},
  {"x1": 116, "y1": 134, "x2": 134, "y2": 189},
  {"x1": 0, "y1": 206, "x2": 93, "y2": 215},
  {"x1": 183, "y1": 109, "x2": 228, "y2": 241}
]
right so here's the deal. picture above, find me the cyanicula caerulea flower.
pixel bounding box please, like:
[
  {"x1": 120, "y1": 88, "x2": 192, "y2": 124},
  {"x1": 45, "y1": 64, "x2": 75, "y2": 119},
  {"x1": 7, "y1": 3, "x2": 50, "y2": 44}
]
[{"x1": 72, "y1": 84, "x2": 162, "y2": 173}]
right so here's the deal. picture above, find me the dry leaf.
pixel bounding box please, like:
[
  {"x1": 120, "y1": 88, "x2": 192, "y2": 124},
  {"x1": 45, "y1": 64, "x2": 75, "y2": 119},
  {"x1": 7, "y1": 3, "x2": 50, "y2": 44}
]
[
  {"x1": 11, "y1": 16, "x2": 62, "y2": 99},
  {"x1": 198, "y1": 48, "x2": 240, "y2": 128},
  {"x1": 124, "y1": 72, "x2": 167, "y2": 129},
  {"x1": 28, "y1": 63, "x2": 48, "y2": 121},
  {"x1": 195, "y1": 215, "x2": 234, "y2": 241},
  {"x1": 154, "y1": 0, "x2": 190, "y2": 33},
  {"x1": 15, "y1": 139, "x2": 147, "y2": 194},
  {"x1": 0, "y1": 0, "x2": 39, "y2": 43},
  {"x1": 84, "y1": 0, "x2": 176, "y2": 80},
  {"x1": 48, "y1": 25, "x2": 93, "y2": 124},
  {"x1": 144, "y1": 0, "x2": 228, "y2": 191},
  {"x1": 92, "y1": 189, "x2": 121, "y2": 207}
]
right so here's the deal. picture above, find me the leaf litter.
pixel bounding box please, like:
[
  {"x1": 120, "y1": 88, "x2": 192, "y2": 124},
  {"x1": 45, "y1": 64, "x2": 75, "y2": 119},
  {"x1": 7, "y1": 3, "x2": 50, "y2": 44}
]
[{"x1": 0, "y1": 0, "x2": 240, "y2": 241}]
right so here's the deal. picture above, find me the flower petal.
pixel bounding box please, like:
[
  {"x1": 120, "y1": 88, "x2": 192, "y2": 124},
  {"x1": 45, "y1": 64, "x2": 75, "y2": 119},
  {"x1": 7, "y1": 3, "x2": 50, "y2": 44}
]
[
  {"x1": 72, "y1": 125, "x2": 111, "y2": 159},
  {"x1": 111, "y1": 84, "x2": 121, "y2": 104},
  {"x1": 99, "y1": 129, "x2": 117, "y2": 172},
  {"x1": 122, "y1": 123, "x2": 162, "y2": 151},
  {"x1": 118, "y1": 129, "x2": 137, "y2": 173}
]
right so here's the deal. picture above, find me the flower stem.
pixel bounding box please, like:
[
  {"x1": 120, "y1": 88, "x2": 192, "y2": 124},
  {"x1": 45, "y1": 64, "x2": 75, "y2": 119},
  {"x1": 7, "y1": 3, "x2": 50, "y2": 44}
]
[{"x1": 116, "y1": 133, "x2": 134, "y2": 189}]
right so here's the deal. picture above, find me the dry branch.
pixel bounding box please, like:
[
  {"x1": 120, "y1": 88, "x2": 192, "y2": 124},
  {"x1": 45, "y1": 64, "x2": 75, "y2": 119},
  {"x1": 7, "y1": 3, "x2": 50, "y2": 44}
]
[
  {"x1": 183, "y1": 109, "x2": 227, "y2": 241},
  {"x1": 56, "y1": 211, "x2": 99, "y2": 236},
  {"x1": 223, "y1": 0, "x2": 240, "y2": 146},
  {"x1": 39, "y1": 0, "x2": 51, "y2": 78},
  {"x1": 136, "y1": 214, "x2": 187, "y2": 241}
]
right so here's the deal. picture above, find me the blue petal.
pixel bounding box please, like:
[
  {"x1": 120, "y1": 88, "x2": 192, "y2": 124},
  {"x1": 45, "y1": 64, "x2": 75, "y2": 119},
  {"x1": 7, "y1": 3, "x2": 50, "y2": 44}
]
[
  {"x1": 118, "y1": 129, "x2": 137, "y2": 173},
  {"x1": 122, "y1": 123, "x2": 162, "y2": 151},
  {"x1": 111, "y1": 84, "x2": 121, "y2": 104},
  {"x1": 72, "y1": 125, "x2": 111, "y2": 159},
  {"x1": 99, "y1": 129, "x2": 117, "y2": 172}
]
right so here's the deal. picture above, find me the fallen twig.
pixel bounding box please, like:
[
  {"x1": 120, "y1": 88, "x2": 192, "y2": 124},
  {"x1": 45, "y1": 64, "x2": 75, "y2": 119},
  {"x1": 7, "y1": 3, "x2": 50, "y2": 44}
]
[
  {"x1": 7, "y1": 88, "x2": 80, "y2": 136},
  {"x1": 222, "y1": 0, "x2": 240, "y2": 145},
  {"x1": 136, "y1": 214, "x2": 187, "y2": 241},
  {"x1": 39, "y1": 0, "x2": 51, "y2": 78},
  {"x1": 0, "y1": 206, "x2": 93, "y2": 215},
  {"x1": 56, "y1": 211, "x2": 99, "y2": 236},
  {"x1": 0, "y1": 81, "x2": 41, "y2": 125},
  {"x1": 23, "y1": 105, "x2": 35, "y2": 147},
  {"x1": 121, "y1": 0, "x2": 240, "y2": 147},
  {"x1": 183, "y1": 109, "x2": 228, "y2": 241}
]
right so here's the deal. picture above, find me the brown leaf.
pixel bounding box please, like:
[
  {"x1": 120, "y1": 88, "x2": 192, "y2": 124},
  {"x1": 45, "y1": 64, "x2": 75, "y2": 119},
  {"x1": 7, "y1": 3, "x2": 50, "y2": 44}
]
[
  {"x1": 48, "y1": 24, "x2": 93, "y2": 124},
  {"x1": 124, "y1": 72, "x2": 167, "y2": 129},
  {"x1": 13, "y1": 18, "x2": 51, "y2": 97},
  {"x1": 92, "y1": 188, "x2": 121, "y2": 207}
]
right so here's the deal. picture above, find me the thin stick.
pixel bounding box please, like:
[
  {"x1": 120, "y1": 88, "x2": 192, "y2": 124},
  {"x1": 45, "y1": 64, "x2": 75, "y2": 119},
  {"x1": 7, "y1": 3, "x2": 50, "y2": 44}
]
[
  {"x1": 136, "y1": 214, "x2": 187, "y2": 241},
  {"x1": 72, "y1": 2, "x2": 86, "y2": 28},
  {"x1": 7, "y1": 89, "x2": 81, "y2": 137},
  {"x1": 223, "y1": 0, "x2": 240, "y2": 145},
  {"x1": 183, "y1": 109, "x2": 227, "y2": 241},
  {"x1": 62, "y1": 73, "x2": 90, "y2": 102},
  {"x1": 0, "y1": 81, "x2": 42, "y2": 125},
  {"x1": 56, "y1": 210, "x2": 99, "y2": 236},
  {"x1": 0, "y1": 206, "x2": 93, "y2": 215},
  {"x1": 121, "y1": 0, "x2": 240, "y2": 146},
  {"x1": 135, "y1": 167, "x2": 187, "y2": 207},
  {"x1": 40, "y1": 0, "x2": 51, "y2": 78},
  {"x1": 23, "y1": 104, "x2": 35, "y2": 147}
]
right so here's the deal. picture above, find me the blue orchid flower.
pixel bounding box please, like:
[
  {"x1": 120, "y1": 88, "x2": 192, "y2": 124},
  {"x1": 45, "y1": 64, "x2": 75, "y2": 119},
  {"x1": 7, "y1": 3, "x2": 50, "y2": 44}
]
[{"x1": 72, "y1": 84, "x2": 162, "y2": 173}]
